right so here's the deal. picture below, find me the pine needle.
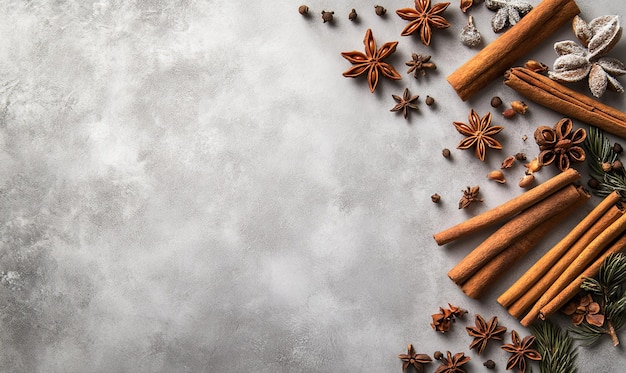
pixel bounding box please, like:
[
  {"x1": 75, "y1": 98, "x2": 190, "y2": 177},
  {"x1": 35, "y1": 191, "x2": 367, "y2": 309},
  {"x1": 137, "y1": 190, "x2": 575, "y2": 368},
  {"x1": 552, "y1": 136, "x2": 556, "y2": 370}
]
[{"x1": 531, "y1": 320, "x2": 577, "y2": 373}]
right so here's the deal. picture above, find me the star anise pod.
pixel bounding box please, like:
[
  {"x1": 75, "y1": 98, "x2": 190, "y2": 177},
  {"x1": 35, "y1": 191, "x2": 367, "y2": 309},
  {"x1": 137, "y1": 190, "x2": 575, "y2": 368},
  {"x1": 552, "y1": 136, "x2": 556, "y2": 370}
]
[
  {"x1": 501, "y1": 330, "x2": 542, "y2": 373},
  {"x1": 398, "y1": 344, "x2": 432, "y2": 372},
  {"x1": 391, "y1": 88, "x2": 419, "y2": 119},
  {"x1": 460, "y1": 0, "x2": 474, "y2": 12},
  {"x1": 534, "y1": 118, "x2": 586, "y2": 171},
  {"x1": 549, "y1": 15, "x2": 625, "y2": 98},
  {"x1": 406, "y1": 54, "x2": 437, "y2": 78},
  {"x1": 453, "y1": 109, "x2": 503, "y2": 161},
  {"x1": 341, "y1": 29, "x2": 402, "y2": 93},
  {"x1": 431, "y1": 304, "x2": 466, "y2": 333},
  {"x1": 435, "y1": 351, "x2": 470, "y2": 373},
  {"x1": 465, "y1": 315, "x2": 507, "y2": 355},
  {"x1": 562, "y1": 293, "x2": 605, "y2": 327},
  {"x1": 485, "y1": 0, "x2": 533, "y2": 33},
  {"x1": 396, "y1": 0, "x2": 451, "y2": 46},
  {"x1": 458, "y1": 186, "x2": 482, "y2": 209}
]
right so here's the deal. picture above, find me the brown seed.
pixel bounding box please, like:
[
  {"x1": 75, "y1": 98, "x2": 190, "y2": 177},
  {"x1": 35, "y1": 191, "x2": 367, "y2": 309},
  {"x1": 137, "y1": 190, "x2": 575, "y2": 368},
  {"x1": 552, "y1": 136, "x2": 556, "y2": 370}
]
[
  {"x1": 602, "y1": 162, "x2": 612, "y2": 172},
  {"x1": 431, "y1": 193, "x2": 441, "y2": 203},
  {"x1": 483, "y1": 359, "x2": 496, "y2": 369},
  {"x1": 348, "y1": 8, "x2": 357, "y2": 21},
  {"x1": 490, "y1": 96, "x2": 502, "y2": 107},
  {"x1": 434, "y1": 351, "x2": 444, "y2": 360},
  {"x1": 321, "y1": 10, "x2": 334, "y2": 23},
  {"x1": 515, "y1": 152, "x2": 527, "y2": 161},
  {"x1": 502, "y1": 108, "x2": 516, "y2": 118},
  {"x1": 614, "y1": 142, "x2": 624, "y2": 154},
  {"x1": 487, "y1": 170, "x2": 506, "y2": 183},
  {"x1": 522, "y1": 134, "x2": 528, "y2": 141},
  {"x1": 374, "y1": 5, "x2": 386, "y2": 16},
  {"x1": 298, "y1": 5, "x2": 309, "y2": 15},
  {"x1": 510, "y1": 100, "x2": 529, "y2": 114},
  {"x1": 588, "y1": 178, "x2": 600, "y2": 189},
  {"x1": 501, "y1": 155, "x2": 516, "y2": 169},
  {"x1": 518, "y1": 172, "x2": 535, "y2": 188},
  {"x1": 613, "y1": 160, "x2": 623, "y2": 171},
  {"x1": 425, "y1": 95, "x2": 435, "y2": 106},
  {"x1": 525, "y1": 157, "x2": 542, "y2": 173},
  {"x1": 524, "y1": 60, "x2": 548, "y2": 73},
  {"x1": 442, "y1": 148, "x2": 451, "y2": 158}
]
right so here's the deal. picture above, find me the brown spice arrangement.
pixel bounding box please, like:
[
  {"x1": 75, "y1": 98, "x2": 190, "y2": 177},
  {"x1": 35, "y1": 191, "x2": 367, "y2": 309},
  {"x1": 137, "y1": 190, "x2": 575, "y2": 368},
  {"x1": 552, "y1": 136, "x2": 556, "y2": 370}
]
[
  {"x1": 390, "y1": 88, "x2": 419, "y2": 119},
  {"x1": 466, "y1": 315, "x2": 507, "y2": 354},
  {"x1": 562, "y1": 293, "x2": 604, "y2": 327},
  {"x1": 447, "y1": 0, "x2": 580, "y2": 100},
  {"x1": 504, "y1": 67, "x2": 626, "y2": 138},
  {"x1": 453, "y1": 109, "x2": 503, "y2": 161},
  {"x1": 398, "y1": 344, "x2": 432, "y2": 372},
  {"x1": 341, "y1": 29, "x2": 401, "y2": 93},
  {"x1": 396, "y1": 0, "x2": 451, "y2": 46},
  {"x1": 534, "y1": 118, "x2": 587, "y2": 171},
  {"x1": 501, "y1": 330, "x2": 541, "y2": 373}
]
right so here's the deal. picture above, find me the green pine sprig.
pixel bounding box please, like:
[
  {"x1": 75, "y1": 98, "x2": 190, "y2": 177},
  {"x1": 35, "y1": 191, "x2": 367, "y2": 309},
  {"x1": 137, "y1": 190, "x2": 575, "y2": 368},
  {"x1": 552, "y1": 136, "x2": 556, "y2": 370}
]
[
  {"x1": 531, "y1": 320, "x2": 577, "y2": 373},
  {"x1": 584, "y1": 126, "x2": 626, "y2": 198}
]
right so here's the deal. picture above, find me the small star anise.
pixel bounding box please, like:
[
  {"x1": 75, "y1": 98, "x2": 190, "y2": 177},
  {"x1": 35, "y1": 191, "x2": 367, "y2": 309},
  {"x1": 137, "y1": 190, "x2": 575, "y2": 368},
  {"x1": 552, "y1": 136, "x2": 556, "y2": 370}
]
[
  {"x1": 406, "y1": 54, "x2": 437, "y2": 78},
  {"x1": 398, "y1": 344, "x2": 432, "y2": 372},
  {"x1": 485, "y1": 0, "x2": 533, "y2": 33},
  {"x1": 534, "y1": 118, "x2": 586, "y2": 171},
  {"x1": 431, "y1": 304, "x2": 467, "y2": 332},
  {"x1": 563, "y1": 293, "x2": 605, "y2": 327},
  {"x1": 396, "y1": 0, "x2": 451, "y2": 46},
  {"x1": 391, "y1": 88, "x2": 419, "y2": 119},
  {"x1": 453, "y1": 109, "x2": 503, "y2": 161},
  {"x1": 459, "y1": 186, "x2": 482, "y2": 209},
  {"x1": 341, "y1": 29, "x2": 402, "y2": 93},
  {"x1": 501, "y1": 330, "x2": 542, "y2": 373},
  {"x1": 465, "y1": 315, "x2": 507, "y2": 355},
  {"x1": 435, "y1": 351, "x2": 470, "y2": 373}
]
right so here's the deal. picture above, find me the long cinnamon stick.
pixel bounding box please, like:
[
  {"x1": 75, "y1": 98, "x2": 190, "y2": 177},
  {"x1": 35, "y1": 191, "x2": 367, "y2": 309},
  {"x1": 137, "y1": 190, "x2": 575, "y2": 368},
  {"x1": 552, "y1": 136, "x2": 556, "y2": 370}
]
[
  {"x1": 507, "y1": 204, "x2": 624, "y2": 319},
  {"x1": 434, "y1": 168, "x2": 580, "y2": 245},
  {"x1": 447, "y1": 0, "x2": 580, "y2": 100},
  {"x1": 448, "y1": 184, "x2": 583, "y2": 285},
  {"x1": 505, "y1": 67, "x2": 626, "y2": 138},
  {"x1": 539, "y1": 234, "x2": 626, "y2": 322},
  {"x1": 460, "y1": 190, "x2": 589, "y2": 299},
  {"x1": 521, "y1": 211, "x2": 626, "y2": 326},
  {"x1": 498, "y1": 191, "x2": 621, "y2": 308}
]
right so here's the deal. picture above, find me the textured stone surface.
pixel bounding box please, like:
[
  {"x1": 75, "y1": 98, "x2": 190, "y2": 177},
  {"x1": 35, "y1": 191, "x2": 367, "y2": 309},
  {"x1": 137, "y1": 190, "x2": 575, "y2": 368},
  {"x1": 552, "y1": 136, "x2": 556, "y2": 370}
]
[{"x1": 1, "y1": 0, "x2": 625, "y2": 371}]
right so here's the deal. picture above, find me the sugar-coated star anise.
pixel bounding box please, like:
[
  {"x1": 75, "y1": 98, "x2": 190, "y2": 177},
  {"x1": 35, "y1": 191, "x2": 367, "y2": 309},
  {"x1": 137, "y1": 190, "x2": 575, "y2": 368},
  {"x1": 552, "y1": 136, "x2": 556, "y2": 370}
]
[
  {"x1": 501, "y1": 330, "x2": 542, "y2": 373},
  {"x1": 458, "y1": 185, "x2": 483, "y2": 209},
  {"x1": 406, "y1": 54, "x2": 437, "y2": 78},
  {"x1": 398, "y1": 344, "x2": 432, "y2": 372},
  {"x1": 465, "y1": 315, "x2": 507, "y2": 355},
  {"x1": 453, "y1": 109, "x2": 503, "y2": 161},
  {"x1": 534, "y1": 118, "x2": 586, "y2": 171},
  {"x1": 562, "y1": 293, "x2": 605, "y2": 327},
  {"x1": 396, "y1": 0, "x2": 451, "y2": 46},
  {"x1": 391, "y1": 88, "x2": 419, "y2": 119},
  {"x1": 341, "y1": 29, "x2": 402, "y2": 93},
  {"x1": 435, "y1": 351, "x2": 470, "y2": 373},
  {"x1": 485, "y1": 0, "x2": 533, "y2": 33}
]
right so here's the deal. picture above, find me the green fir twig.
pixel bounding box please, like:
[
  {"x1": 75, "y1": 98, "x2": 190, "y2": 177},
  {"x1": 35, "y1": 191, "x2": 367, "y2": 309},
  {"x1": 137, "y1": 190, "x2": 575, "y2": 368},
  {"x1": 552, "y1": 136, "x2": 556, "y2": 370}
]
[
  {"x1": 531, "y1": 320, "x2": 577, "y2": 373},
  {"x1": 584, "y1": 126, "x2": 626, "y2": 198}
]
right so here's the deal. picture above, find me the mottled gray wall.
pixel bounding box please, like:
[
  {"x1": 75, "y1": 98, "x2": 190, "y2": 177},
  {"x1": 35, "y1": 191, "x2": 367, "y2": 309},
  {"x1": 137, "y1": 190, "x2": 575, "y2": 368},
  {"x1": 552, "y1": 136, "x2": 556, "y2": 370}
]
[{"x1": 1, "y1": 0, "x2": 625, "y2": 372}]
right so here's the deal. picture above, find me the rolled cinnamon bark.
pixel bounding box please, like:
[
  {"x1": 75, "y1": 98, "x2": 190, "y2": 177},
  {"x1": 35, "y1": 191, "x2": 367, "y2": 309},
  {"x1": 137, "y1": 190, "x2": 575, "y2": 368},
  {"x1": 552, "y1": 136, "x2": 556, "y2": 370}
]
[
  {"x1": 447, "y1": 0, "x2": 580, "y2": 100},
  {"x1": 434, "y1": 168, "x2": 580, "y2": 245}
]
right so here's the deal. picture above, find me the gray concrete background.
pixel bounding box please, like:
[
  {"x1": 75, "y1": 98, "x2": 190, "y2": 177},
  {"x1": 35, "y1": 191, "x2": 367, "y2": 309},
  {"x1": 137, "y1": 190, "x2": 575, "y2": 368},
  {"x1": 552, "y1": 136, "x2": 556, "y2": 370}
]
[{"x1": 1, "y1": 0, "x2": 625, "y2": 371}]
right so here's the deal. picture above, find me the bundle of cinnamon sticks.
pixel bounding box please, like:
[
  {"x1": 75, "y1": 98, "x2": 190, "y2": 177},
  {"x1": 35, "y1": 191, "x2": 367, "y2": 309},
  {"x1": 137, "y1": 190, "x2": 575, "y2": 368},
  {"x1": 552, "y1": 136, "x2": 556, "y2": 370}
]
[
  {"x1": 498, "y1": 190, "x2": 626, "y2": 326},
  {"x1": 434, "y1": 169, "x2": 590, "y2": 299}
]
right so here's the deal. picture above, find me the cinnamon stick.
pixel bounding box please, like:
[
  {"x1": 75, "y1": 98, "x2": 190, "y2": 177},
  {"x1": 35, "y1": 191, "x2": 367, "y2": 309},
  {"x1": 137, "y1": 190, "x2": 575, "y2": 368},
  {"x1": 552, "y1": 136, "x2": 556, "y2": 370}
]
[
  {"x1": 498, "y1": 191, "x2": 621, "y2": 309},
  {"x1": 539, "y1": 234, "x2": 626, "y2": 322},
  {"x1": 448, "y1": 184, "x2": 583, "y2": 285},
  {"x1": 507, "y1": 204, "x2": 624, "y2": 319},
  {"x1": 521, "y1": 211, "x2": 626, "y2": 326},
  {"x1": 460, "y1": 190, "x2": 589, "y2": 299},
  {"x1": 505, "y1": 67, "x2": 626, "y2": 138},
  {"x1": 447, "y1": 0, "x2": 580, "y2": 101},
  {"x1": 434, "y1": 168, "x2": 580, "y2": 245}
]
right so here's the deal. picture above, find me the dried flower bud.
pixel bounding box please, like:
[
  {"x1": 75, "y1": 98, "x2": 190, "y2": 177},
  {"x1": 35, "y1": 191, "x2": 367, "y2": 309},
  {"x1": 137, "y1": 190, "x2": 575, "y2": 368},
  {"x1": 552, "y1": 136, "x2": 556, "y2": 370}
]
[
  {"x1": 321, "y1": 10, "x2": 334, "y2": 23},
  {"x1": 515, "y1": 152, "x2": 527, "y2": 161},
  {"x1": 614, "y1": 142, "x2": 624, "y2": 154},
  {"x1": 488, "y1": 170, "x2": 506, "y2": 183},
  {"x1": 588, "y1": 177, "x2": 600, "y2": 189},
  {"x1": 374, "y1": 5, "x2": 386, "y2": 16},
  {"x1": 433, "y1": 351, "x2": 444, "y2": 360},
  {"x1": 501, "y1": 155, "x2": 516, "y2": 169},
  {"x1": 348, "y1": 8, "x2": 357, "y2": 21},
  {"x1": 525, "y1": 157, "x2": 542, "y2": 173},
  {"x1": 442, "y1": 148, "x2": 451, "y2": 158},
  {"x1": 431, "y1": 193, "x2": 441, "y2": 203},
  {"x1": 519, "y1": 172, "x2": 535, "y2": 188},
  {"x1": 602, "y1": 162, "x2": 612, "y2": 172},
  {"x1": 502, "y1": 108, "x2": 516, "y2": 118},
  {"x1": 510, "y1": 101, "x2": 528, "y2": 114},
  {"x1": 490, "y1": 96, "x2": 503, "y2": 107},
  {"x1": 425, "y1": 96, "x2": 435, "y2": 106},
  {"x1": 483, "y1": 359, "x2": 496, "y2": 369},
  {"x1": 524, "y1": 60, "x2": 548, "y2": 73},
  {"x1": 298, "y1": 5, "x2": 309, "y2": 15},
  {"x1": 613, "y1": 160, "x2": 623, "y2": 171}
]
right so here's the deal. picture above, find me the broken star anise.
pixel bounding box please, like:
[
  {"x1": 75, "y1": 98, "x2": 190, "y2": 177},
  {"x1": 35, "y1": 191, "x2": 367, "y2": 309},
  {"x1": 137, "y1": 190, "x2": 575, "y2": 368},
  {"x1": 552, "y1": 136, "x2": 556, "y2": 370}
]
[
  {"x1": 391, "y1": 88, "x2": 419, "y2": 119},
  {"x1": 406, "y1": 53, "x2": 437, "y2": 78},
  {"x1": 549, "y1": 15, "x2": 626, "y2": 98},
  {"x1": 435, "y1": 351, "x2": 470, "y2": 373},
  {"x1": 534, "y1": 118, "x2": 586, "y2": 171},
  {"x1": 396, "y1": 0, "x2": 451, "y2": 46},
  {"x1": 341, "y1": 29, "x2": 402, "y2": 93},
  {"x1": 465, "y1": 315, "x2": 507, "y2": 355},
  {"x1": 453, "y1": 109, "x2": 503, "y2": 161},
  {"x1": 398, "y1": 344, "x2": 432, "y2": 372},
  {"x1": 459, "y1": 186, "x2": 483, "y2": 209},
  {"x1": 562, "y1": 293, "x2": 605, "y2": 327},
  {"x1": 485, "y1": 0, "x2": 533, "y2": 33},
  {"x1": 501, "y1": 330, "x2": 542, "y2": 373},
  {"x1": 431, "y1": 304, "x2": 467, "y2": 332}
]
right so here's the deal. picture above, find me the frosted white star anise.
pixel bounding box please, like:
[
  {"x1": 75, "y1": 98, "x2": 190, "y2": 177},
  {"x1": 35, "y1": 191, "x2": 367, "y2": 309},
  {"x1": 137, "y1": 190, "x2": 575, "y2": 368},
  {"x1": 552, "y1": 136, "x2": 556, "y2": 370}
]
[
  {"x1": 548, "y1": 15, "x2": 626, "y2": 98},
  {"x1": 485, "y1": 0, "x2": 533, "y2": 33}
]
